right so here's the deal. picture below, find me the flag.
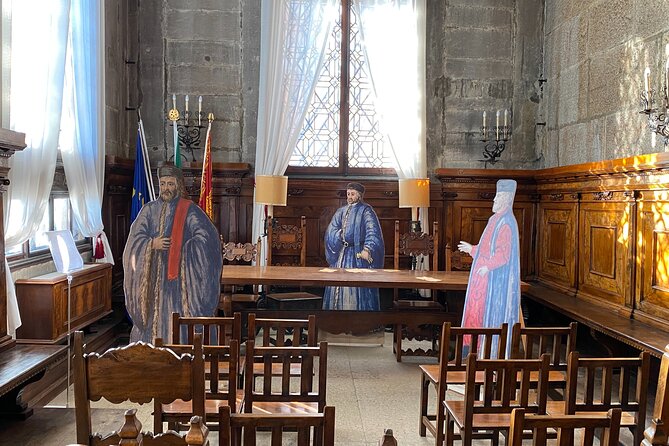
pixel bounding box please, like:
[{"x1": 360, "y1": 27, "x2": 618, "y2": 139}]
[
  {"x1": 173, "y1": 122, "x2": 182, "y2": 167},
  {"x1": 130, "y1": 129, "x2": 150, "y2": 223},
  {"x1": 198, "y1": 122, "x2": 213, "y2": 220}
]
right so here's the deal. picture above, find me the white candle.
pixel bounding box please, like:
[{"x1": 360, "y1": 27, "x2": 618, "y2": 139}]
[
  {"x1": 482, "y1": 111, "x2": 487, "y2": 128},
  {"x1": 665, "y1": 60, "x2": 669, "y2": 103},
  {"x1": 172, "y1": 94, "x2": 176, "y2": 110},
  {"x1": 496, "y1": 110, "x2": 500, "y2": 140},
  {"x1": 185, "y1": 95, "x2": 189, "y2": 112},
  {"x1": 645, "y1": 67, "x2": 651, "y2": 97},
  {"x1": 198, "y1": 96, "x2": 203, "y2": 126},
  {"x1": 504, "y1": 109, "x2": 508, "y2": 127}
]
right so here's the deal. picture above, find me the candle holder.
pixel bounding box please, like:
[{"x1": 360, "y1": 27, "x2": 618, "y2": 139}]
[
  {"x1": 639, "y1": 88, "x2": 669, "y2": 146},
  {"x1": 165, "y1": 101, "x2": 214, "y2": 163},
  {"x1": 480, "y1": 124, "x2": 512, "y2": 164}
]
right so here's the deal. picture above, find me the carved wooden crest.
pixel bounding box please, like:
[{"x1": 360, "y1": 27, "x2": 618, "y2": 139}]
[
  {"x1": 222, "y1": 242, "x2": 258, "y2": 262},
  {"x1": 271, "y1": 224, "x2": 303, "y2": 250},
  {"x1": 593, "y1": 191, "x2": 613, "y2": 201},
  {"x1": 399, "y1": 232, "x2": 435, "y2": 257}
]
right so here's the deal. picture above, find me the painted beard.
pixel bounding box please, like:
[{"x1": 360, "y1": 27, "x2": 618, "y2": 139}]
[
  {"x1": 347, "y1": 196, "x2": 359, "y2": 205},
  {"x1": 161, "y1": 190, "x2": 176, "y2": 201}
]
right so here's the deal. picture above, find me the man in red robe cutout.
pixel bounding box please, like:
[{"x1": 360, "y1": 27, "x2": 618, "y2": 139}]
[
  {"x1": 123, "y1": 165, "x2": 222, "y2": 343},
  {"x1": 458, "y1": 179, "x2": 520, "y2": 357}
]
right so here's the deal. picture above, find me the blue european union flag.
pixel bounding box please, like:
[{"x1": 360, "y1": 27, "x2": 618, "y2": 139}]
[{"x1": 130, "y1": 129, "x2": 150, "y2": 223}]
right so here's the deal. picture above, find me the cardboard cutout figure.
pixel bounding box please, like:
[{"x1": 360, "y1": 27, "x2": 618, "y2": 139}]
[
  {"x1": 323, "y1": 182, "x2": 385, "y2": 310},
  {"x1": 123, "y1": 165, "x2": 223, "y2": 342},
  {"x1": 458, "y1": 179, "x2": 521, "y2": 355}
]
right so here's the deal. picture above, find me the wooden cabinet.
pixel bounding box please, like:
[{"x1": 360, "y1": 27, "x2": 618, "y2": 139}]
[{"x1": 15, "y1": 263, "x2": 112, "y2": 344}]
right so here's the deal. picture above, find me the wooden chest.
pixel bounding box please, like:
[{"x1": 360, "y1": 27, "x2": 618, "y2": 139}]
[{"x1": 15, "y1": 263, "x2": 112, "y2": 344}]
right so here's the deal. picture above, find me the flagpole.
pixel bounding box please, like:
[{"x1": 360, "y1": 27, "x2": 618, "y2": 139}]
[{"x1": 137, "y1": 109, "x2": 155, "y2": 201}]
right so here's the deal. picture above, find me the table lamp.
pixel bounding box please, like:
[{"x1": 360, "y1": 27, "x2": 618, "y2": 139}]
[
  {"x1": 255, "y1": 174, "x2": 288, "y2": 234},
  {"x1": 399, "y1": 178, "x2": 430, "y2": 233}
]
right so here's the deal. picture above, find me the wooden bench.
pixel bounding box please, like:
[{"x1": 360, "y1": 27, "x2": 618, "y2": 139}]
[
  {"x1": 0, "y1": 344, "x2": 67, "y2": 419},
  {"x1": 524, "y1": 282, "x2": 669, "y2": 358}
]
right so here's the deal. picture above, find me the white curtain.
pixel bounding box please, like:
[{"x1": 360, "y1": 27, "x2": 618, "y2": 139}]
[
  {"x1": 3, "y1": 0, "x2": 71, "y2": 336},
  {"x1": 355, "y1": 0, "x2": 428, "y2": 235},
  {"x1": 253, "y1": 0, "x2": 337, "y2": 263},
  {"x1": 60, "y1": 0, "x2": 112, "y2": 264}
]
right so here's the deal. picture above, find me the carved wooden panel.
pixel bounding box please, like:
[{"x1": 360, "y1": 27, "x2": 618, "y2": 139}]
[
  {"x1": 636, "y1": 191, "x2": 669, "y2": 324},
  {"x1": 537, "y1": 203, "x2": 577, "y2": 291},
  {"x1": 578, "y1": 202, "x2": 630, "y2": 308}
]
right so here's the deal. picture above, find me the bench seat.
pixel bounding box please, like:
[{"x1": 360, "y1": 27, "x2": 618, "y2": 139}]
[{"x1": 524, "y1": 282, "x2": 669, "y2": 358}]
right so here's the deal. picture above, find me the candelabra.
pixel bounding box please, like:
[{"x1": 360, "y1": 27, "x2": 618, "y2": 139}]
[
  {"x1": 479, "y1": 110, "x2": 511, "y2": 164},
  {"x1": 639, "y1": 89, "x2": 669, "y2": 146},
  {"x1": 166, "y1": 95, "x2": 214, "y2": 163}
]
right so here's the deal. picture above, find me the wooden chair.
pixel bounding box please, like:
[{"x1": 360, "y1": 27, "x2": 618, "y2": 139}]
[
  {"x1": 444, "y1": 353, "x2": 551, "y2": 446},
  {"x1": 510, "y1": 322, "x2": 578, "y2": 397},
  {"x1": 155, "y1": 331, "x2": 241, "y2": 431},
  {"x1": 247, "y1": 314, "x2": 317, "y2": 384},
  {"x1": 73, "y1": 331, "x2": 205, "y2": 444},
  {"x1": 419, "y1": 323, "x2": 508, "y2": 446},
  {"x1": 508, "y1": 407, "x2": 622, "y2": 446},
  {"x1": 551, "y1": 350, "x2": 651, "y2": 446},
  {"x1": 445, "y1": 246, "x2": 472, "y2": 272},
  {"x1": 265, "y1": 216, "x2": 322, "y2": 310},
  {"x1": 243, "y1": 340, "x2": 327, "y2": 415},
  {"x1": 219, "y1": 405, "x2": 335, "y2": 446},
  {"x1": 220, "y1": 239, "x2": 261, "y2": 316},
  {"x1": 117, "y1": 409, "x2": 210, "y2": 446},
  {"x1": 392, "y1": 220, "x2": 442, "y2": 361}
]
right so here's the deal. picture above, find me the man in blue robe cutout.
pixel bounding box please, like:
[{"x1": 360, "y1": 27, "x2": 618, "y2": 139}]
[
  {"x1": 323, "y1": 182, "x2": 385, "y2": 310},
  {"x1": 458, "y1": 179, "x2": 520, "y2": 356},
  {"x1": 123, "y1": 165, "x2": 222, "y2": 343}
]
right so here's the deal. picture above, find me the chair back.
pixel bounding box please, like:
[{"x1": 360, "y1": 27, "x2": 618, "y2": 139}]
[
  {"x1": 508, "y1": 407, "x2": 622, "y2": 446},
  {"x1": 464, "y1": 353, "x2": 550, "y2": 414},
  {"x1": 247, "y1": 313, "x2": 317, "y2": 347},
  {"x1": 445, "y1": 247, "x2": 472, "y2": 272},
  {"x1": 221, "y1": 239, "x2": 260, "y2": 264},
  {"x1": 171, "y1": 312, "x2": 242, "y2": 346},
  {"x1": 565, "y1": 350, "x2": 650, "y2": 445},
  {"x1": 243, "y1": 340, "x2": 328, "y2": 414},
  {"x1": 510, "y1": 322, "x2": 577, "y2": 372},
  {"x1": 117, "y1": 409, "x2": 210, "y2": 446},
  {"x1": 219, "y1": 405, "x2": 335, "y2": 446},
  {"x1": 267, "y1": 215, "x2": 308, "y2": 267},
  {"x1": 73, "y1": 331, "x2": 205, "y2": 445},
  {"x1": 393, "y1": 220, "x2": 438, "y2": 271}
]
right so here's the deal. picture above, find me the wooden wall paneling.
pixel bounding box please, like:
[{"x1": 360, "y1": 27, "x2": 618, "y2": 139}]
[
  {"x1": 536, "y1": 194, "x2": 579, "y2": 293},
  {"x1": 635, "y1": 190, "x2": 669, "y2": 328},
  {"x1": 577, "y1": 191, "x2": 633, "y2": 313},
  {"x1": 104, "y1": 156, "x2": 134, "y2": 291}
]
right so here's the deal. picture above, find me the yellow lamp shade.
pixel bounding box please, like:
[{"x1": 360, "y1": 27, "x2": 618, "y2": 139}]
[
  {"x1": 255, "y1": 175, "x2": 288, "y2": 206},
  {"x1": 398, "y1": 178, "x2": 430, "y2": 208}
]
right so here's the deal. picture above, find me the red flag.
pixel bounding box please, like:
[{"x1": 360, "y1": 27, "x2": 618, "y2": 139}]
[{"x1": 198, "y1": 122, "x2": 213, "y2": 220}]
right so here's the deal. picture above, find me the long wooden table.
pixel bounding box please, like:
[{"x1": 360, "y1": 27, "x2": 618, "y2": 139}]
[{"x1": 222, "y1": 265, "x2": 472, "y2": 290}]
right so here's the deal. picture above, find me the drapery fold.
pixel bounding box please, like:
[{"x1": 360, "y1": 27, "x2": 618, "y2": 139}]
[
  {"x1": 60, "y1": 0, "x2": 112, "y2": 264},
  {"x1": 253, "y1": 0, "x2": 337, "y2": 263},
  {"x1": 3, "y1": 0, "x2": 72, "y2": 336}
]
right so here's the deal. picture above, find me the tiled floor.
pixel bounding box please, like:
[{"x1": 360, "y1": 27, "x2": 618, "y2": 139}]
[{"x1": 1, "y1": 331, "x2": 657, "y2": 445}]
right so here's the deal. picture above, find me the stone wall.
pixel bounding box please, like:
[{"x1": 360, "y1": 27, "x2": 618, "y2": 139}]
[
  {"x1": 109, "y1": 1, "x2": 547, "y2": 173},
  {"x1": 428, "y1": 0, "x2": 543, "y2": 171},
  {"x1": 540, "y1": 0, "x2": 669, "y2": 167}
]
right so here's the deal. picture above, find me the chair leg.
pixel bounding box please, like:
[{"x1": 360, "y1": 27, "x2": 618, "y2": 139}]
[
  {"x1": 445, "y1": 413, "x2": 455, "y2": 446},
  {"x1": 419, "y1": 372, "x2": 429, "y2": 437},
  {"x1": 435, "y1": 393, "x2": 445, "y2": 446}
]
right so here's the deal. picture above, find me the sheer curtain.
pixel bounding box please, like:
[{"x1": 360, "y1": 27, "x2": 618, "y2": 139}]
[
  {"x1": 3, "y1": 0, "x2": 71, "y2": 336},
  {"x1": 60, "y1": 0, "x2": 112, "y2": 264},
  {"x1": 355, "y1": 0, "x2": 428, "y2": 238},
  {"x1": 253, "y1": 0, "x2": 337, "y2": 263}
]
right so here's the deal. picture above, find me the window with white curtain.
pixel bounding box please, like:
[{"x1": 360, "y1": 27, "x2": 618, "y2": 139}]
[
  {"x1": 2, "y1": 0, "x2": 88, "y2": 261},
  {"x1": 289, "y1": 0, "x2": 395, "y2": 175}
]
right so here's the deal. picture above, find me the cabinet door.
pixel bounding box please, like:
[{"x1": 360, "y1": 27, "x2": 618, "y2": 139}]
[
  {"x1": 578, "y1": 193, "x2": 632, "y2": 309},
  {"x1": 636, "y1": 191, "x2": 669, "y2": 323},
  {"x1": 537, "y1": 197, "x2": 578, "y2": 292}
]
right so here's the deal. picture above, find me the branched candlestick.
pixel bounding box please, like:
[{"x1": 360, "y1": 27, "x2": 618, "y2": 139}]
[
  {"x1": 640, "y1": 88, "x2": 669, "y2": 146},
  {"x1": 165, "y1": 95, "x2": 213, "y2": 162},
  {"x1": 480, "y1": 109, "x2": 512, "y2": 164}
]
